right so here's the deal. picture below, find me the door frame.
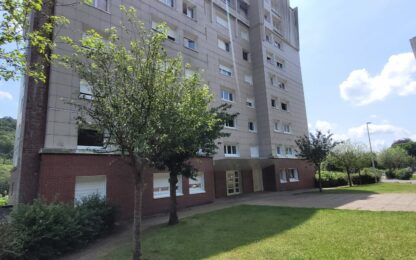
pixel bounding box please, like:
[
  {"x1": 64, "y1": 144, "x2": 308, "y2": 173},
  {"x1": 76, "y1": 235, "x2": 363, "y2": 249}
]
[{"x1": 226, "y1": 170, "x2": 241, "y2": 196}]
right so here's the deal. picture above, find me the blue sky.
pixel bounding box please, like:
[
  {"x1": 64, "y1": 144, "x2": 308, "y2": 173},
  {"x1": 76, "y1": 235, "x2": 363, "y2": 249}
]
[
  {"x1": 291, "y1": 0, "x2": 416, "y2": 150},
  {"x1": 1, "y1": 0, "x2": 416, "y2": 151}
]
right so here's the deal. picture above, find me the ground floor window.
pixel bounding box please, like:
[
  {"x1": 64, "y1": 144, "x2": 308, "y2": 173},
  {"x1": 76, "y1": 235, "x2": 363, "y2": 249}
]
[
  {"x1": 288, "y1": 168, "x2": 299, "y2": 182},
  {"x1": 153, "y1": 172, "x2": 183, "y2": 199},
  {"x1": 74, "y1": 175, "x2": 106, "y2": 203},
  {"x1": 280, "y1": 170, "x2": 287, "y2": 183},
  {"x1": 189, "y1": 172, "x2": 205, "y2": 194}
]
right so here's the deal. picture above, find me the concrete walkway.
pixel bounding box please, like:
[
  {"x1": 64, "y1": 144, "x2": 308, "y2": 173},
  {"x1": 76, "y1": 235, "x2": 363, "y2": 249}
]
[{"x1": 62, "y1": 190, "x2": 416, "y2": 260}]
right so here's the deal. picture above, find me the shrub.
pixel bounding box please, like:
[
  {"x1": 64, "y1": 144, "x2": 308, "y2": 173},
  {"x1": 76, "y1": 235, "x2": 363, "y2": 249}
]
[
  {"x1": 0, "y1": 195, "x2": 9, "y2": 206},
  {"x1": 352, "y1": 168, "x2": 383, "y2": 185},
  {"x1": 316, "y1": 171, "x2": 348, "y2": 187},
  {"x1": 0, "y1": 195, "x2": 115, "y2": 259},
  {"x1": 0, "y1": 164, "x2": 12, "y2": 196},
  {"x1": 394, "y1": 168, "x2": 413, "y2": 180},
  {"x1": 385, "y1": 169, "x2": 396, "y2": 179}
]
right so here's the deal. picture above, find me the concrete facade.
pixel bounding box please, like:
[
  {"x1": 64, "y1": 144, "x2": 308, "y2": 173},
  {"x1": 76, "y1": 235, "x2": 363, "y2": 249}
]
[{"x1": 12, "y1": 0, "x2": 313, "y2": 216}]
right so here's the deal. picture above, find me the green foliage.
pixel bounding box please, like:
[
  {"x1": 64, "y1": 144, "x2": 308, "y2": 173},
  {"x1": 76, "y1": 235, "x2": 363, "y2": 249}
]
[
  {"x1": 391, "y1": 138, "x2": 416, "y2": 157},
  {"x1": 0, "y1": 195, "x2": 115, "y2": 259},
  {"x1": 0, "y1": 195, "x2": 8, "y2": 206},
  {"x1": 377, "y1": 147, "x2": 414, "y2": 170},
  {"x1": 0, "y1": 164, "x2": 12, "y2": 196},
  {"x1": 315, "y1": 171, "x2": 348, "y2": 187},
  {"x1": 0, "y1": 0, "x2": 69, "y2": 82},
  {"x1": 0, "y1": 117, "x2": 16, "y2": 162},
  {"x1": 351, "y1": 168, "x2": 382, "y2": 185},
  {"x1": 393, "y1": 168, "x2": 413, "y2": 180}
]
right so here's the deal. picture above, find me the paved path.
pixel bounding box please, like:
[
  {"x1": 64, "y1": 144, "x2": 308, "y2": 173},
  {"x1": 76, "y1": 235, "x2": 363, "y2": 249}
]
[{"x1": 62, "y1": 190, "x2": 416, "y2": 260}]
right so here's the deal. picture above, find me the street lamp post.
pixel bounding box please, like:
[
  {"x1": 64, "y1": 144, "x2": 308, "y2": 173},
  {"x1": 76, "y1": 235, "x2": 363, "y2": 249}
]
[{"x1": 366, "y1": 122, "x2": 376, "y2": 169}]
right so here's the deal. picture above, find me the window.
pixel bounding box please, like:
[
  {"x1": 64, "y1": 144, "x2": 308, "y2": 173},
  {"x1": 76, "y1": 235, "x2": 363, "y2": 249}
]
[
  {"x1": 184, "y1": 37, "x2": 197, "y2": 50},
  {"x1": 246, "y1": 98, "x2": 255, "y2": 108},
  {"x1": 87, "y1": 0, "x2": 108, "y2": 11},
  {"x1": 244, "y1": 74, "x2": 253, "y2": 85},
  {"x1": 189, "y1": 172, "x2": 205, "y2": 194},
  {"x1": 248, "y1": 121, "x2": 256, "y2": 132},
  {"x1": 276, "y1": 60, "x2": 284, "y2": 69},
  {"x1": 250, "y1": 146, "x2": 259, "y2": 158},
  {"x1": 269, "y1": 74, "x2": 276, "y2": 86},
  {"x1": 242, "y1": 50, "x2": 249, "y2": 61},
  {"x1": 285, "y1": 147, "x2": 293, "y2": 156},
  {"x1": 281, "y1": 102, "x2": 288, "y2": 111},
  {"x1": 221, "y1": 89, "x2": 234, "y2": 102},
  {"x1": 74, "y1": 175, "x2": 106, "y2": 203},
  {"x1": 216, "y1": 11, "x2": 228, "y2": 28},
  {"x1": 240, "y1": 26, "x2": 249, "y2": 41},
  {"x1": 280, "y1": 170, "x2": 287, "y2": 183},
  {"x1": 77, "y1": 128, "x2": 104, "y2": 148},
  {"x1": 183, "y1": 2, "x2": 195, "y2": 19},
  {"x1": 274, "y1": 39, "x2": 282, "y2": 49},
  {"x1": 80, "y1": 79, "x2": 93, "y2": 100},
  {"x1": 288, "y1": 169, "x2": 299, "y2": 182},
  {"x1": 159, "y1": 0, "x2": 174, "y2": 7},
  {"x1": 225, "y1": 118, "x2": 236, "y2": 128},
  {"x1": 153, "y1": 172, "x2": 183, "y2": 199},
  {"x1": 224, "y1": 144, "x2": 239, "y2": 157},
  {"x1": 221, "y1": 0, "x2": 234, "y2": 8},
  {"x1": 219, "y1": 64, "x2": 232, "y2": 76},
  {"x1": 271, "y1": 98, "x2": 276, "y2": 108},
  {"x1": 266, "y1": 53, "x2": 273, "y2": 64},
  {"x1": 239, "y1": 0, "x2": 249, "y2": 17},
  {"x1": 276, "y1": 145, "x2": 282, "y2": 156},
  {"x1": 274, "y1": 121, "x2": 280, "y2": 132},
  {"x1": 218, "y1": 38, "x2": 231, "y2": 52},
  {"x1": 283, "y1": 123, "x2": 291, "y2": 133},
  {"x1": 279, "y1": 81, "x2": 286, "y2": 90},
  {"x1": 152, "y1": 21, "x2": 176, "y2": 41}
]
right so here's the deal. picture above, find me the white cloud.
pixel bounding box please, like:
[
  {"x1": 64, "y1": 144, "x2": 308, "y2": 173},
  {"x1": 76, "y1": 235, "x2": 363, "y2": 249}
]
[
  {"x1": 348, "y1": 123, "x2": 411, "y2": 139},
  {"x1": 339, "y1": 52, "x2": 416, "y2": 105},
  {"x1": 0, "y1": 91, "x2": 13, "y2": 100},
  {"x1": 315, "y1": 120, "x2": 335, "y2": 133}
]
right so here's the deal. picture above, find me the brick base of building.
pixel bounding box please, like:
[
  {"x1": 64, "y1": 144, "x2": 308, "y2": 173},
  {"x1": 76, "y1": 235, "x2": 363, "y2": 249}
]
[{"x1": 38, "y1": 153, "x2": 215, "y2": 220}]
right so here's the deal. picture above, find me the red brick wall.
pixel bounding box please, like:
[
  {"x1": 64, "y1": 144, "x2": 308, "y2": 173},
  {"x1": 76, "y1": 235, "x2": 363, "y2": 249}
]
[
  {"x1": 39, "y1": 154, "x2": 215, "y2": 220},
  {"x1": 274, "y1": 159, "x2": 315, "y2": 191}
]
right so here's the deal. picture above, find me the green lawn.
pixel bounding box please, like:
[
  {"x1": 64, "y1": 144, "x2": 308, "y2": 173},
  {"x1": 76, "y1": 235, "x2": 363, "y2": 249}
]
[
  {"x1": 325, "y1": 183, "x2": 416, "y2": 194},
  {"x1": 105, "y1": 205, "x2": 416, "y2": 259}
]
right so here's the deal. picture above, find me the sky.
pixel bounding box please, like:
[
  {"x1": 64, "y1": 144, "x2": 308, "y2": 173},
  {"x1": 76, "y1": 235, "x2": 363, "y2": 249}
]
[
  {"x1": 1, "y1": 0, "x2": 416, "y2": 151},
  {"x1": 290, "y1": 0, "x2": 416, "y2": 151}
]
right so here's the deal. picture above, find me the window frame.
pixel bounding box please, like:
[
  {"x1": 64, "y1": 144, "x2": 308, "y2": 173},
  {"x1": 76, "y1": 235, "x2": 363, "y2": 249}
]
[
  {"x1": 189, "y1": 172, "x2": 205, "y2": 194},
  {"x1": 219, "y1": 64, "x2": 233, "y2": 77},
  {"x1": 159, "y1": 0, "x2": 174, "y2": 7},
  {"x1": 280, "y1": 170, "x2": 287, "y2": 183},
  {"x1": 153, "y1": 172, "x2": 183, "y2": 199},
  {"x1": 224, "y1": 144, "x2": 239, "y2": 157},
  {"x1": 221, "y1": 89, "x2": 234, "y2": 102},
  {"x1": 288, "y1": 168, "x2": 299, "y2": 182}
]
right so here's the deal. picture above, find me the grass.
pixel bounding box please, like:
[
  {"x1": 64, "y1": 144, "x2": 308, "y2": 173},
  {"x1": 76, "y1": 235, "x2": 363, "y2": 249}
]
[
  {"x1": 323, "y1": 183, "x2": 416, "y2": 194},
  {"x1": 105, "y1": 205, "x2": 416, "y2": 260}
]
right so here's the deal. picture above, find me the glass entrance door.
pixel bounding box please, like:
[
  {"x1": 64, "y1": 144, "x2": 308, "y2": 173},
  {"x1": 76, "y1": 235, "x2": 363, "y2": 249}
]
[{"x1": 226, "y1": 171, "x2": 241, "y2": 196}]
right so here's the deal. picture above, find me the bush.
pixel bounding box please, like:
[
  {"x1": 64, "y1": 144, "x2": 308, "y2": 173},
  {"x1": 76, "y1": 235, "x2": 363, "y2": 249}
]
[
  {"x1": 394, "y1": 168, "x2": 413, "y2": 180},
  {"x1": 0, "y1": 164, "x2": 12, "y2": 196},
  {"x1": 316, "y1": 171, "x2": 348, "y2": 187},
  {"x1": 385, "y1": 169, "x2": 396, "y2": 179},
  {"x1": 352, "y1": 168, "x2": 383, "y2": 185},
  {"x1": 0, "y1": 195, "x2": 115, "y2": 259},
  {"x1": 0, "y1": 195, "x2": 9, "y2": 206}
]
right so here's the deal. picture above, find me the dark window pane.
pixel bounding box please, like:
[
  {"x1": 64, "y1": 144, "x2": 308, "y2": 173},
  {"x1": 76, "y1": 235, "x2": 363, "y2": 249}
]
[{"x1": 78, "y1": 129, "x2": 104, "y2": 146}]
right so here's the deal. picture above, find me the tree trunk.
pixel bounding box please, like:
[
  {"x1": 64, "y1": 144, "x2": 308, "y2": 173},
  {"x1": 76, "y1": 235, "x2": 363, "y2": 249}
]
[
  {"x1": 346, "y1": 170, "x2": 353, "y2": 187},
  {"x1": 132, "y1": 162, "x2": 144, "y2": 260},
  {"x1": 318, "y1": 165, "x2": 322, "y2": 193},
  {"x1": 168, "y1": 173, "x2": 179, "y2": 225}
]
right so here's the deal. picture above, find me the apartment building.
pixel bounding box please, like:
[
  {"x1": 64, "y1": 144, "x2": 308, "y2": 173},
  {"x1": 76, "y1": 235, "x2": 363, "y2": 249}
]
[
  {"x1": 411, "y1": 37, "x2": 416, "y2": 59},
  {"x1": 11, "y1": 0, "x2": 314, "y2": 219}
]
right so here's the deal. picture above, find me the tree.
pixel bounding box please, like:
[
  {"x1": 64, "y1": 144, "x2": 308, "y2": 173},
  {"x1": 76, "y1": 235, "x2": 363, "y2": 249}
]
[
  {"x1": 0, "y1": 117, "x2": 16, "y2": 163},
  {"x1": 60, "y1": 6, "x2": 232, "y2": 259},
  {"x1": 391, "y1": 138, "x2": 416, "y2": 158},
  {"x1": 149, "y1": 71, "x2": 236, "y2": 224},
  {"x1": 378, "y1": 147, "x2": 413, "y2": 171},
  {"x1": 329, "y1": 142, "x2": 366, "y2": 187},
  {"x1": 0, "y1": 0, "x2": 68, "y2": 82},
  {"x1": 295, "y1": 130, "x2": 339, "y2": 192}
]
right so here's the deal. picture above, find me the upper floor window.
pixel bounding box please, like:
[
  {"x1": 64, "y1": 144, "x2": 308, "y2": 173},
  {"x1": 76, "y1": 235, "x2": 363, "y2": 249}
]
[
  {"x1": 248, "y1": 121, "x2": 256, "y2": 132},
  {"x1": 244, "y1": 74, "x2": 253, "y2": 85},
  {"x1": 218, "y1": 38, "x2": 231, "y2": 52},
  {"x1": 79, "y1": 79, "x2": 93, "y2": 100},
  {"x1": 184, "y1": 37, "x2": 197, "y2": 50},
  {"x1": 266, "y1": 53, "x2": 273, "y2": 64},
  {"x1": 221, "y1": 89, "x2": 234, "y2": 102},
  {"x1": 183, "y1": 2, "x2": 195, "y2": 19},
  {"x1": 271, "y1": 98, "x2": 276, "y2": 108},
  {"x1": 219, "y1": 64, "x2": 232, "y2": 77},
  {"x1": 246, "y1": 98, "x2": 255, "y2": 108},
  {"x1": 77, "y1": 128, "x2": 104, "y2": 148},
  {"x1": 159, "y1": 0, "x2": 174, "y2": 7},
  {"x1": 285, "y1": 147, "x2": 294, "y2": 156},
  {"x1": 225, "y1": 118, "x2": 236, "y2": 128},
  {"x1": 242, "y1": 50, "x2": 250, "y2": 61},
  {"x1": 276, "y1": 60, "x2": 284, "y2": 69},
  {"x1": 224, "y1": 144, "x2": 239, "y2": 157},
  {"x1": 239, "y1": 0, "x2": 249, "y2": 17},
  {"x1": 279, "y1": 80, "x2": 286, "y2": 90},
  {"x1": 216, "y1": 11, "x2": 229, "y2": 28},
  {"x1": 152, "y1": 21, "x2": 176, "y2": 41},
  {"x1": 87, "y1": 0, "x2": 108, "y2": 12},
  {"x1": 281, "y1": 102, "x2": 288, "y2": 111},
  {"x1": 283, "y1": 123, "x2": 291, "y2": 133},
  {"x1": 274, "y1": 121, "x2": 280, "y2": 132},
  {"x1": 240, "y1": 27, "x2": 249, "y2": 41}
]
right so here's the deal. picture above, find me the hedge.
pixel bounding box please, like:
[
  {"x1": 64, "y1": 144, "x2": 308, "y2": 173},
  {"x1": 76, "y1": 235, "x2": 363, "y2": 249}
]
[
  {"x1": 385, "y1": 168, "x2": 414, "y2": 180},
  {"x1": 316, "y1": 168, "x2": 383, "y2": 188},
  {"x1": 0, "y1": 195, "x2": 115, "y2": 259}
]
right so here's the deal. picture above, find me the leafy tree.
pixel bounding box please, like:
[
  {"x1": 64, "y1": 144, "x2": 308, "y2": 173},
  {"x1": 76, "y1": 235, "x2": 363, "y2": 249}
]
[
  {"x1": 0, "y1": 0, "x2": 68, "y2": 82},
  {"x1": 391, "y1": 138, "x2": 416, "y2": 158},
  {"x1": 295, "y1": 130, "x2": 339, "y2": 192},
  {"x1": 0, "y1": 117, "x2": 16, "y2": 163},
  {"x1": 378, "y1": 147, "x2": 414, "y2": 171},
  {"x1": 60, "y1": 6, "x2": 232, "y2": 259},
  {"x1": 329, "y1": 142, "x2": 366, "y2": 187},
  {"x1": 149, "y1": 72, "x2": 236, "y2": 225}
]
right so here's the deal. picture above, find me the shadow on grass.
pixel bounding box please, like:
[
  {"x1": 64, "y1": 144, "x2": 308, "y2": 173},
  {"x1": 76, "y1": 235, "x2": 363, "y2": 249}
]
[{"x1": 104, "y1": 205, "x2": 319, "y2": 260}]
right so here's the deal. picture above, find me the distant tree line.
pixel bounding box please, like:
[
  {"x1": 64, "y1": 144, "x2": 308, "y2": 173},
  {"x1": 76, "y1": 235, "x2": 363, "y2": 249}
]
[{"x1": 0, "y1": 117, "x2": 16, "y2": 164}]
